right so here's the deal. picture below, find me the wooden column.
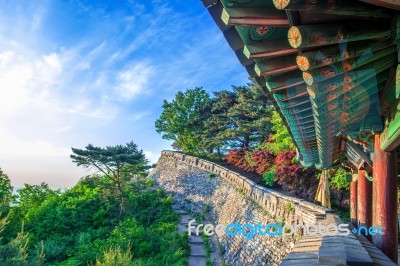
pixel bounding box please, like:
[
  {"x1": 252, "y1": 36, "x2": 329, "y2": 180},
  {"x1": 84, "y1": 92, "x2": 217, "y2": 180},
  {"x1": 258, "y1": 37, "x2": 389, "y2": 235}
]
[
  {"x1": 357, "y1": 169, "x2": 372, "y2": 236},
  {"x1": 350, "y1": 179, "x2": 357, "y2": 226},
  {"x1": 372, "y1": 134, "x2": 398, "y2": 263}
]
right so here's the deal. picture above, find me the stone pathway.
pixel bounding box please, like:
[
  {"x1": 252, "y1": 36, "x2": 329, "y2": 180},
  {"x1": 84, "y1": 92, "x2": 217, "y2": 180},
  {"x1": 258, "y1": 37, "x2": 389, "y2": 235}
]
[
  {"x1": 172, "y1": 199, "x2": 222, "y2": 266},
  {"x1": 280, "y1": 215, "x2": 376, "y2": 266}
]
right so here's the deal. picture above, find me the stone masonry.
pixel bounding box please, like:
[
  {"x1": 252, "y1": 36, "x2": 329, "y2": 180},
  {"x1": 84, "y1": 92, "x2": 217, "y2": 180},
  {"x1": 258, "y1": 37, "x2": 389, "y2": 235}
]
[{"x1": 150, "y1": 151, "x2": 331, "y2": 266}]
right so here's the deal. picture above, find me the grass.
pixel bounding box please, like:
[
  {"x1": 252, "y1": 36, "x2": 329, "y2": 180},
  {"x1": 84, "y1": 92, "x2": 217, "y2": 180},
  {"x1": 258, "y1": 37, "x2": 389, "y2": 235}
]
[
  {"x1": 202, "y1": 232, "x2": 212, "y2": 266},
  {"x1": 285, "y1": 203, "x2": 293, "y2": 213}
]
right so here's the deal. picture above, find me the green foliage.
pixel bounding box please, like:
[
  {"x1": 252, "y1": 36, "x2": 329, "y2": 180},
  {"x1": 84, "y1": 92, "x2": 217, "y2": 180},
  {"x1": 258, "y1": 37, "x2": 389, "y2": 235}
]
[
  {"x1": 71, "y1": 141, "x2": 151, "y2": 220},
  {"x1": 0, "y1": 174, "x2": 188, "y2": 265},
  {"x1": 0, "y1": 216, "x2": 42, "y2": 266},
  {"x1": 0, "y1": 168, "x2": 13, "y2": 211},
  {"x1": 331, "y1": 204, "x2": 350, "y2": 223},
  {"x1": 14, "y1": 183, "x2": 59, "y2": 216},
  {"x1": 262, "y1": 111, "x2": 295, "y2": 154},
  {"x1": 40, "y1": 239, "x2": 66, "y2": 262},
  {"x1": 96, "y1": 244, "x2": 134, "y2": 266},
  {"x1": 224, "y1": 83, "x2": 272, "y2": 149},
  {"x1": 155, "y1": 87, "x2": 211, "y2": 155},
  {"x1": 236, "y1": 188, "x2": 245, "y2": 196},
  {"x1": 330, "y1": 167, "x2": 350, "y2": 191},
  {"x1": 208, "y1": 173, "x2": 216, "y2": 179},
  {"x1": 71, "y1": 141, "x2": 150, "y2": 181},
  {"x1": 244, "y1": 152, "x2": 255, "y2": 166},
  {"x1": 329, "y1": 167, "x2": 350, "y2": 209},
  {"x1": 155, "y1": 81, "x2": 273, "y2": 157},
  {"x1": 285, "y1": 203, "x2": 293, "y2": 213},
  {"x1": 202, "y1": 233, "x2": 212, "y2": 266},
  {"x1": 262, "y1": 166, "x2": 276, "y2": 187}
]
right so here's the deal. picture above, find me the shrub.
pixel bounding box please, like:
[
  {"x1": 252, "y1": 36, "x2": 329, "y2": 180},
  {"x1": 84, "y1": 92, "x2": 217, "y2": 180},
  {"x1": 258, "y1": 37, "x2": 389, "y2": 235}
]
[
  {"x1": 274, "y1": 151, "x2": 319, "y2": 200},
  {"x1": 225, "y1": 149, "x2": 255, "y2": 173},
  {"x1": 262, "y1": 166, "x2": 276, "y2": 187},
  {"x1": 251, "y1": 149, "x2": 275, "y2": 176},
  {"x1": 96, "y1": 244, "x2": 133, "y2": 266},
  {"x1": 41, "y1": 239, "x2": 67, "y2": 263}
]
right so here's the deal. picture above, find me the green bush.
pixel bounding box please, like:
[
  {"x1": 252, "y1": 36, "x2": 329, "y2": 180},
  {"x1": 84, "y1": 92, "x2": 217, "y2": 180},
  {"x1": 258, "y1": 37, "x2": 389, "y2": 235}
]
[
  {"x1": 1, "y1": 176, "x2": 189, "y2": 265},
  {"x1": 96, "y1": 244, "x2": 134, "y2": 266},
  {"x1": 263, "y1": 166, "x2": 276, "y2": 187}
]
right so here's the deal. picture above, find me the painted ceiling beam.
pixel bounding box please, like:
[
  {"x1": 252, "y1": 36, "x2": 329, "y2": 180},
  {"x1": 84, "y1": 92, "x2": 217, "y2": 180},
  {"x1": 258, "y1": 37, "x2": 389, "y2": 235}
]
[
  {"x1": 309, "y1": 72, "x2": 386, "y2": 103},
  {"x1": 304, "y1": 53, "x2": 396, "y2": 87},
  {"x1": 273, "y1": 0, "x2": 390, "y2": 18},
  {"x1": 281, "y1": 106, "x2": 313, "y2": 116},
  {"x1": 243, "y1": 39, "x2": 297, "y2": 59},
  {"x1": 288, "y1": 24, "x2": 390, "y2": 49},
  {"x1": 265, "y1": 70, "x2": 304, "y2": 91},
  {"x1": 310, "y1": 76, "x2": 386, "y2": 111},
  {"x1": 276, "y1": 91, "x2": 308, "y2": 102},
  {"x1": 347, "y1": 141, "x2": 373, "y2": 165},
  {"x1": 358, "y1": 0, "x2": 400, "y2": 11},
  {"x1": 221, "y1": 7, "x2": 290, "y2": 27},
  {"x1": 302, "y1": 47, "x2": 396, "y2": 85},
  {"x1": 296, "y1": 41, "x2": 395, "y2": 72},
  {"x1": 255, "y1": 54, "x2": 298, "y2": 76}
]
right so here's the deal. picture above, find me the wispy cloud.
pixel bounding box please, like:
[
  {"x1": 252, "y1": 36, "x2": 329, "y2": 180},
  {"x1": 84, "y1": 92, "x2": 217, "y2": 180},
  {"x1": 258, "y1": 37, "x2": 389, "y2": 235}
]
[
  {"x1": 115, "y1": 62, "x2": 154, "y2": 100},
  {"x1": 0, "y1": 0, "x2": 248, "y2": 187}
]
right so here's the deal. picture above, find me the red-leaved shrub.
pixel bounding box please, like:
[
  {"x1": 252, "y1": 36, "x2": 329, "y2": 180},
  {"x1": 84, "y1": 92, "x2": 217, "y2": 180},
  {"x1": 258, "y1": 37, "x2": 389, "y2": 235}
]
[
  {"x1": 274, "y1": 151, "x2": 319, "y2": 200},
  {"x1": 251, "y1": 150, "x2": 275, "y2": 176},
  {"x1": 224, "y1": 149, "x2": 255, "y2": 173}
]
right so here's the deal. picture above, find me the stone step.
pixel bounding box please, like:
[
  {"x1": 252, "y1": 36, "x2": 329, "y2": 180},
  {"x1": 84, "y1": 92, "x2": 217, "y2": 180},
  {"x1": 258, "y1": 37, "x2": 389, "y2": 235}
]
[
  {"x1": 177, "y1": 224, "x2": 189, "y2": 234},
  {"x1": 178, "y1": 223, "x2": 204, "y2": 236},
  {"x1": 189, "y1": 235, "x2": 204, "y2": 244},
  {"x1": 285, "y1": 251, "x2": 318, "y2": 260},
  {"x1": 280, "y1": 258, "x2": 321, "y2": 266},
  {"x1": 189, "y1": 256, "x2": 207, "y2": 266},
  {"x1": 174, "y1": 209, "x2": 189, "y2": 214},
  {"x1": 179, "y1": 214, "x2": 193, "y2": 224},
  {"x1": 210, "y1": 252, "x2": 222, "y2": 266},
  {"x1": 190, "y1": 243, "x2": 207, "y2": 257},
  {"x1": 172, "y1": 204, "x2": 182, "y2": 210},
  {"x1": 292, "y1": 246, "x2": 320, "y2": 253}
]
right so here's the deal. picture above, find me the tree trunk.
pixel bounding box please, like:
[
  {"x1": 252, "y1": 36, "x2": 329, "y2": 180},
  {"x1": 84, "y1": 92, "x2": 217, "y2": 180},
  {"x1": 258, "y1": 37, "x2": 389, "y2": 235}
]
[
  {"x1": 339, "y1": 191, "x2": 344, "y2": 209},
  {"x1": 217, "y1": 148, "x2": 222, "y2": 161},
  {"x1": 243, "y1": 135, "x2": 250, "y2": 149},
  {"x1": 116, "y1": 180, "x2": 126, "y2": 221}
]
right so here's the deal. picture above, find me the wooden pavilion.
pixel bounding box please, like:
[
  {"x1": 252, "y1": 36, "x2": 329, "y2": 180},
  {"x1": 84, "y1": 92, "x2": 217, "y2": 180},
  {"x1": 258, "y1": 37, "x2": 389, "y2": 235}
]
[{"x1": 202, "y1": 0, "x2": 400, "y2": 262}]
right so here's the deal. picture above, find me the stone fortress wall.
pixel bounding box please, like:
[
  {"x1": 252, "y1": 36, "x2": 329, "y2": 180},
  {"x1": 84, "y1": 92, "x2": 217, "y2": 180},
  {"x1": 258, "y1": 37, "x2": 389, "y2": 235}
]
[{"x1": 152, "y1": 150, "x2": 334, "y2": 266}]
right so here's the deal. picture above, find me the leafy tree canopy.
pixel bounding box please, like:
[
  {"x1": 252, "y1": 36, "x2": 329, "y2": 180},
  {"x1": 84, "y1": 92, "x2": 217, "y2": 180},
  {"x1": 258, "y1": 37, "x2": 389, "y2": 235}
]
[
  {"x1": 0, "y1": 168, "x2": 13, "y2": 207},
  {"x1": 71, "y1": 141, "x2": 151, "y2": 220},
  {"x1": 155, "y1": 87, "x2": 211, "y2": 155},
  {"x1": 262, "y1": 111, "x2": 295, "y2": 154}
]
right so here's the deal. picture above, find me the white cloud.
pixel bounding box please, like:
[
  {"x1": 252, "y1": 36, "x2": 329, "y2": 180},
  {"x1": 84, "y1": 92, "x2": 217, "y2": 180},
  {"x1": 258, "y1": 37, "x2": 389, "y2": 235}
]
[
  {"x1": 0, "y1": 50, "x2": 62, "y2": 115},
  {"x1": 128, "y1": 111, "x2": 151, "y2": 121},
  {"x1": 0, "y1": 45, "x2": 122, "y2": 186},
  {"x1": 0, "y1": 129, "x2": 70, "y2": 157},
  {"x1": 144, "y1": 150, "x2": 159, "y2": 163},
  {"x1": 115, "y1": 62, "x2": 154, "y2": 100}
]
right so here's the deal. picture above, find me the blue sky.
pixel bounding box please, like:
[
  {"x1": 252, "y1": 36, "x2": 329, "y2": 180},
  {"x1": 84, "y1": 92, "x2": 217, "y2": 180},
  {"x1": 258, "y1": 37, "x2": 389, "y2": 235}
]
[{"x1": 0, "y1": 0, "x2": 248, "y2": 187}]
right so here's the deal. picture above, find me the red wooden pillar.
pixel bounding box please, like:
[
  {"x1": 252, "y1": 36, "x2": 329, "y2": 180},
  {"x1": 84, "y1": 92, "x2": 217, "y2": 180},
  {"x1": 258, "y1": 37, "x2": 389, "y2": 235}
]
[
  {"x1": 372, "y1": 134, "x2": 398, "y2": 263},
  {"x1": 357, "y1": 170, "x2": 372, "y2": 235},
  {"x1": 350, "y1": 179, "x2": 357, "y2": 226}
]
